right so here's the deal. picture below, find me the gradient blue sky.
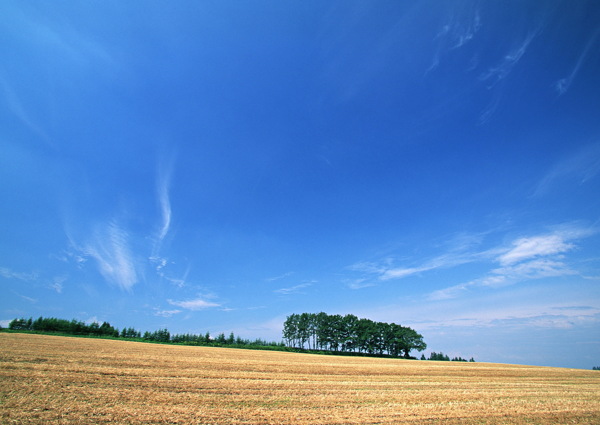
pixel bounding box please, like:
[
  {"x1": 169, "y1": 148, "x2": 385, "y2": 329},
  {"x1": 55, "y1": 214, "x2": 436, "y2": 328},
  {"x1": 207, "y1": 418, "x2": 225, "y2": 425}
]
[{"x1": 2, "y1": 1, "x2": 599, "y2": 369}]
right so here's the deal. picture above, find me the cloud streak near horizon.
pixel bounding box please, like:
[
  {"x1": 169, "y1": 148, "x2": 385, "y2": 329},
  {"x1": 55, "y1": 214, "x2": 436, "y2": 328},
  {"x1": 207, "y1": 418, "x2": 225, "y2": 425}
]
[{"x1": 350, "y1": 224, "x2": 595, "y2": 302}]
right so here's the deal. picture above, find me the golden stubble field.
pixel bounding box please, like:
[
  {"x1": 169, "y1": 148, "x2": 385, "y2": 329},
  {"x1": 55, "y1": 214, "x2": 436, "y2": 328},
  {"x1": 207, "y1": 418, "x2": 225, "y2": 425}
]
[{"x1": 1, "y1": 333, "x2": 599, "y2": 424}]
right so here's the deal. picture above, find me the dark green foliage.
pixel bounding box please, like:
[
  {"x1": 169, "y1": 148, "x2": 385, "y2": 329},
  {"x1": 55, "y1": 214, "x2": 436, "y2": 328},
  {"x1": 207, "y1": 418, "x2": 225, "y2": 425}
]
[
  {"x1": 427, "y1": 352, "x2": 475, "y2": 362},
  {"x1": 283, "y1": 312, "x2": 427, "y2": 358},
  {"x1": 429, "y1": 351, "x2": 450, "y2": 361},
  {"x1": 9, "y1": 317, "x2": 118, "y2": 337},
  {"x1": 143, "y1": 328, "x2": 171, "y2": 342},
  {"x1": 7, "y1": 316, "x2": 282, "y2": 350},
  {"x1": 120, "y1": 327, "x2": 141, "y2": 338},
  {"x1": 593, "y1": 366, "x2": 600, "y2": 371}
]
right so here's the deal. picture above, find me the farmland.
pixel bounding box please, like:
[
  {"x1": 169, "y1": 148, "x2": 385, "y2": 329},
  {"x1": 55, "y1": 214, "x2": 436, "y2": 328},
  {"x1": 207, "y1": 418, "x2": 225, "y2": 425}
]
[{"x1": 1, "y1": 333, "x2": 599, "y2": 424}]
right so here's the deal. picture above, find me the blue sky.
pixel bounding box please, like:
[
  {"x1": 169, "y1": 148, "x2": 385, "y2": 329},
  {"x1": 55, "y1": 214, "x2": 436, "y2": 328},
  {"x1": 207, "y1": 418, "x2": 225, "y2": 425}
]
[{"x1": 1, "y1": 1, "x2": 599, "y2": 369}]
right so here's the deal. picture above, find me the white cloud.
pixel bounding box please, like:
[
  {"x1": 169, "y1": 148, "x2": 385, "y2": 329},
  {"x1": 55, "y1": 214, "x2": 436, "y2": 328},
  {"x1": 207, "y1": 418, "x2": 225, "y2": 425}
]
[
  {"x1": 49, "y1": 275, "x2": 67, "y2": 293},
  {"x1": 479, "y1": 30, "x2": 538, "y2": 86},
  {"x1": 18, "y1": 293, "x2": 37, "y2": 303},
  {"x1": 154, "y1": 309, "x2": 181, "y2": 317},
  {"x1": 364, "y1": 250, "x2": 484, "y2": 282},
  {"x1": 346, "y1": 278, "x2": 376, "y2": 290},
  {"x1": 353, "y1": 225, "x2": 595, "y2": 302},
  {"x1": 534, "y1": 142, "x2": 600, "y2": 196},
  {"x1": 428, "y1": 282, "x2": 474, "y2": 301},
  {"x1": 152, "y1": 152, "x2": 176, "y2": 259},
  {"x1": 381, "y1": 266, "x2": 427, "y2": 280},
  {"x1": 492, "y1": 258, "x2": 574, "y2": 280},
  {"x1": 554, "y1": 28, "x2": 600, "y2": 95},
  {"x1": 156, "y1": 161, "x2": 173, "y2": 245},
  {"x1": 0, "y1": 76, "x2": 52, "y2": 146},
  {"x1": 274, "y1": 282, "x2": 313, "y2": 295},
  {"x1": 498, "y1": 234, "x2": 574, "y2": 265},
  {"x1": 428, "y1": 227, "x2": 591, "y2": 300},
  {"x1": 265, "y1": 271, "x2": 294, "y2": 282},
  {"x1": 81, "y1": 220, "x2": 138, "y2": 292},
  {"x1": 0, "y1": 267, "x2": 38, "y2": 282},
  {"x1": 168, "y1": 298, "x2": 220, "y2": 310},
  {"x1": 85, "y1": 316, "x2": 100, "y2": 325}
]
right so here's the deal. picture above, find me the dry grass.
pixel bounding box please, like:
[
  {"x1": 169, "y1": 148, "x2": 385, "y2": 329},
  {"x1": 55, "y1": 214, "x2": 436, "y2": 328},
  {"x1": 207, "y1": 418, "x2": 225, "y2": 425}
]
[{"x1": 1, "y1": 333, "x2": 599, "y2": 424}]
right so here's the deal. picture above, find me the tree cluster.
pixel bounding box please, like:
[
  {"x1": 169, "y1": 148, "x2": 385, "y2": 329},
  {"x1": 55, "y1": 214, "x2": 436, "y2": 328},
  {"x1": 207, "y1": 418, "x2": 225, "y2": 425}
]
[
  {"x1": 423, "y1": 351, "x2": 475, "y2": 362},
  {"x1": 283, "y1": 312, "x2": 426, "y2": 358},
  {"x1": 9, "y1": 317, "x2": 119, "y2": 337}
]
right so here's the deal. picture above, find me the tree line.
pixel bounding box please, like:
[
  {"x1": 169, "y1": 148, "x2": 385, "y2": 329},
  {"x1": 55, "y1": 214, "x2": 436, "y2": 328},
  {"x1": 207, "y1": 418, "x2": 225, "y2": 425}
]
[
  {"x1": 283, "y1": 312, "x2": 426, "y2": 358},
  {"x1": 423, "y1": 351, "x2": 475, "y2": 362},
  {"x1": 6, "y1": 316, "x2": 283, "y2": 348}
]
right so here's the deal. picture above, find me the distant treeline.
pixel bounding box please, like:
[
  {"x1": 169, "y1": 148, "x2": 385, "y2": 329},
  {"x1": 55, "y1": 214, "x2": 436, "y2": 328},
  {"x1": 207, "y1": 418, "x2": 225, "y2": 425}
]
[
  {"x1": 423, "y1": 351, "x2": 475, "y2": 362},
  {"x1": 6, "y1": 317, "x2": 283, "y2": 348},
  {"x1": 283, "y1": 312, "x2": 426, "y2": 358}
]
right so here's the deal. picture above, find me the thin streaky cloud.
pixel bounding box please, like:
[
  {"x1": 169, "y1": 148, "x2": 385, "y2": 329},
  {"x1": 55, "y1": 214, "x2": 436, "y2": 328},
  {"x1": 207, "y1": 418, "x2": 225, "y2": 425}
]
[
  {"x1": 534, "y1": 142, "x2": 600, "y2": 196},
  {"x1": 82, "y1": 220, "x2": 138, "y2": 292},
  {"x1": 480, "y1": 29, "x2": 539, "y2": 87},
  {"x1": 429, "y1": 228, "x2": 589, "y2": 300},
  {"x1": 154, "y1": 309, "x2": 182, "y2": 318},
  {"x1": 498, "y1": 234, "x2": 575, "y2": 265},
  {"x1": 426, "y1": 7, "x2": 481, "y2": 75},
  {"x1": 357, "y1": 226, "x2": 593, "y2": 296},
  {"x1": 492, "y1": 258, "x2": 575, "y2": 280},
  {"x1": 0, "y1": 76, "x2": 52, "y2": 147},
  {"x1": 167, "y1": 298, "x2": 220, "y2": 310},
  {"x1": 14, "y1": 4, "x2": 117, "y2": 73},
  {"x1": 265, "y1": 271, "x2": 294, "y2": 282},
  {"x1": 379, "y1": 250, "x2": 487, "y2": 281},
  {"x1": 16, "y1": 293, "x2": 37, "y2": 303},
  {"x1": 381, "y1": 266, "x2": 428, "y2": 280},
  {"x1": 554, "y1": 28, "x2": 600, "y2": 95},
  {"x1": 156, "y1": 154, "x2": 175, "y2": 247},
  {"x1": 274, "y1": 282, "x2": 313, "y2": 295},
  {"x1": 346, "y1": 278, "x2": 376, "y2": 290},
  {"x1": 0, "y1": 267, "x2": 38, "y2": 282},
  {"x1": 49, "y1": 275, "x2": 67, "y2": 294}
]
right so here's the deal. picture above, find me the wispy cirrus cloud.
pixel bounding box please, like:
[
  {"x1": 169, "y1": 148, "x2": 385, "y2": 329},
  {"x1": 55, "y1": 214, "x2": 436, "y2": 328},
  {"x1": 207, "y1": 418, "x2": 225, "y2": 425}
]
[
  {"x1": 426, "y1": 5, "x2": 482, "y2": 74},
  {"x1": 353, "y1": 249, "x2": 487, "y2": 283},
  {"x1": 154, "y1": 308, "x2": 182, "y2": 318},
  {"x1": 265, "y1": 271, "x2": 294, "y2": 282},
  {"x1": 0, "y1": 266, "x2": 38, "y2": 282},
  {"x1": 149, "y1": 153, "x2": 176, "y2": 281},
  {"x1": 167, "y1": 297, "x2": 220, "y2": 310},
  {"x1": 498, "y1": 235, "x2": 575, "y2": 265},
  {"x1": 49, "y1": 275, "x2": 67, "y2": 293},
  {"x1": 156, "y1": 155, "x2": 174, "y2": 248},
  {"x1": 554, "y1": 28, "x2": 600, "y2": 95},
  {"x1": 350, "y1": 224, "x2": 595, "y2": 301},
  {"x1": 429, "y1": 228, "x2": 591, "y2": 300},
  {"x1": 479, "y1": 30, "x2": 539, "y2": 87},
  {"x1": 0, "y1": 76, "x2": 52, "y2": 146},
  {"x1": 16, "y1": 293, "x2": 37, "y2": 303},
  {"x1": 274, "y1": 282, "x2": 314, "y2": 295},
  {"x1": 77, "y1": 219, "x2": 138, "y2": 292},
  {"x1": 534, "y1": 142, "x2": 600, "y2": 197}
]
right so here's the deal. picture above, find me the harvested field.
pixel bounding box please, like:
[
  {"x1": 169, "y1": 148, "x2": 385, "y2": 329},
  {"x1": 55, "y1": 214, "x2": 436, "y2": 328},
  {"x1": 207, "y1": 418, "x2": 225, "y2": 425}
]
[{"x1": 1, "y1": 333, "x2": 599, "y2": 424}]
